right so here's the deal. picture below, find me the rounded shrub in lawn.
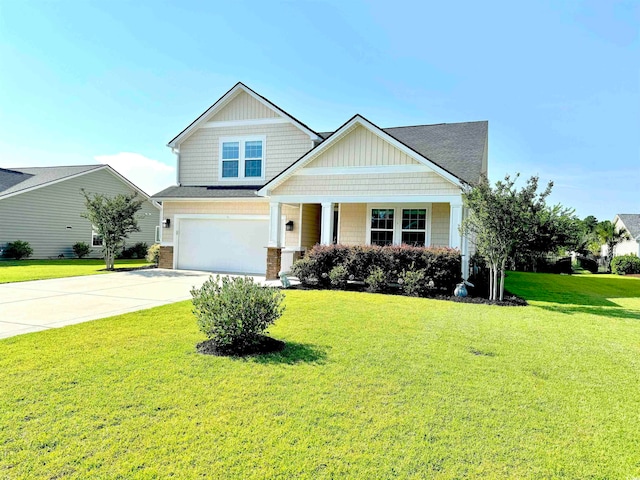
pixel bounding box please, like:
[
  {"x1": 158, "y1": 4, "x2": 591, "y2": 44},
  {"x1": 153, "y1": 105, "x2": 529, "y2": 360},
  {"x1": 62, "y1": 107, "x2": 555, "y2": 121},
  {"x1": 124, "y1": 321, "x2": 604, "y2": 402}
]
[
  {"x1": 73, "y1": 241, "x2": 91, "y2": 259},
  {"x1": 191, "y1": 275, "x2": 286, "y2": 356}
]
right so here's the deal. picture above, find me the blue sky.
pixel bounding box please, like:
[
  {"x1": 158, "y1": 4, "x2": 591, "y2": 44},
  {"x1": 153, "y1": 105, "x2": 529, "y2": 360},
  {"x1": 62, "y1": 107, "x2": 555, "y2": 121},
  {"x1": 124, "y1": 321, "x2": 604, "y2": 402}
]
[{"x1": 0, "y1": 0, "x2": 638, "y2": 220}]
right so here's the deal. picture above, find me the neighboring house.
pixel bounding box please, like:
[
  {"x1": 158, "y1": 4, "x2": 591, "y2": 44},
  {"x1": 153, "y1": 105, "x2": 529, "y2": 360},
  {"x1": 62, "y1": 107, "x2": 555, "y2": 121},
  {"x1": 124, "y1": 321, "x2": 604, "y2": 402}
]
[
  {"x1": 0, "y1": 165, "x2": 160, "y2": 259},
  {"x1": 152, "y1": 82, "x2": 488, "y2": 279},
  {"x1": 606, "y1": 214, "x2": 640, "y2": 257}
]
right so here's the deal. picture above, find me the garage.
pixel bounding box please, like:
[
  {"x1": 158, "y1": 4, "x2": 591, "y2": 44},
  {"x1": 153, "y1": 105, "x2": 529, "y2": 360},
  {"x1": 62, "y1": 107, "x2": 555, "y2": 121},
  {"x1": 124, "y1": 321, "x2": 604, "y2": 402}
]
[{"x1": 175, "y1": 216, "x2": 269, "y2": 274}]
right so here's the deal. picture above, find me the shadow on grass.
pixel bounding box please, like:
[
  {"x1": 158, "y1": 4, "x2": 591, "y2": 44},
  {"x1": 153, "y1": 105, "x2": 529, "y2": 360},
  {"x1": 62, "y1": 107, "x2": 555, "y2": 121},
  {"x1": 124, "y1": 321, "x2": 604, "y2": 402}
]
[
  {"x1": 538, "y1": 304, "x2": 640, "y2": 321},
  {"x1": 245, "y1": 341, "x2": 328, "y2": 365}
]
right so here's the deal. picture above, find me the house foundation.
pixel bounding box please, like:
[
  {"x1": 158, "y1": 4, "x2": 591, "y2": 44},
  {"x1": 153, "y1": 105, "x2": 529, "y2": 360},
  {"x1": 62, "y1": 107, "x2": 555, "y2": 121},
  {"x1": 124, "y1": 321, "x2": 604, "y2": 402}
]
[{"x1": 159, "y1": 246, "x2": 174, "y2": 269}]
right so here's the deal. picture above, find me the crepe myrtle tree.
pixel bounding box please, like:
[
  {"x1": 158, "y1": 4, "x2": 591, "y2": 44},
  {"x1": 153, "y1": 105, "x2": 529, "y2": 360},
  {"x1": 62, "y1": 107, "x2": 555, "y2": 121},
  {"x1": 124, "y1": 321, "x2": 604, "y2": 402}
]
[
  {"x1": 81, "y1": 190, "x2": 144, "y2": 270},
  {"x1": 461, "y1": 174, "x2": 553, "y2": 301}
]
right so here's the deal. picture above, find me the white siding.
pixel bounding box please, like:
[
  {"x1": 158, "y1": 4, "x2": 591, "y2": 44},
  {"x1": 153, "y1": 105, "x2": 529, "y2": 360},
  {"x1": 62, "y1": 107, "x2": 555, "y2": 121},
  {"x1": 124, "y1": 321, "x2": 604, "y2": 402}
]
[{"x1": 0, "y1": 169, "x2": 159, "y2": 259}]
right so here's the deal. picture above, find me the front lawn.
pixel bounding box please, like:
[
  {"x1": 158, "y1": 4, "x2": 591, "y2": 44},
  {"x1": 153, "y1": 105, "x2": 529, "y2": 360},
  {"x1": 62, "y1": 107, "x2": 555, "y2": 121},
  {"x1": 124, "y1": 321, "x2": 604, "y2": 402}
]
[
  {"x1": 0, "y1": 273, "x2": 638, "y2": 478},
  {"x1": 0, "y1": 259, "x2": 153, "y2": 284}
]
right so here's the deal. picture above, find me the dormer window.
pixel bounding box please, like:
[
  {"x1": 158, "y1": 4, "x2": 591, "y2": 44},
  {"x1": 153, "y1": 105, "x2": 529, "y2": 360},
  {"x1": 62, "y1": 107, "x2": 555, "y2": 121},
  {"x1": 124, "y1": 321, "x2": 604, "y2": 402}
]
[{"x1": 219, "y1": 136, "x2": 265, "y2": 181}]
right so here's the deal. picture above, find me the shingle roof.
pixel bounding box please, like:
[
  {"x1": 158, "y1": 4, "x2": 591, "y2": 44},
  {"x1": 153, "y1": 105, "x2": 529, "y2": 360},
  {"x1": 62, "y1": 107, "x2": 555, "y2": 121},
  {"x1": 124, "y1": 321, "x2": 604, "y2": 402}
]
[
  {"x1": 152, "y1": 185, "x2": 260, "y2": 199},
  {"x1": 0, "y1": 165, "x2": 103, "y2": 198},
  {"x1": 618, "y1": 214, "x2": 640, "y2": 240},
  {"x1": 316, "y1": 121, "x2": 488, "y2": 184}
]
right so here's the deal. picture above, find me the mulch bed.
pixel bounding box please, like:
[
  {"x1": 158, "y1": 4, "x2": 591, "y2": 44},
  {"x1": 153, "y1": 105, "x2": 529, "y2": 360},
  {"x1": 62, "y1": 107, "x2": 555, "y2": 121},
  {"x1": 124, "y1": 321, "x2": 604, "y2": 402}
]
[
  {"x1": 196, "y1": 335, "x2": 286, "y2": 357},
  {"x1": 287, "y1": 283, "x2": 527, "y2": 307}
]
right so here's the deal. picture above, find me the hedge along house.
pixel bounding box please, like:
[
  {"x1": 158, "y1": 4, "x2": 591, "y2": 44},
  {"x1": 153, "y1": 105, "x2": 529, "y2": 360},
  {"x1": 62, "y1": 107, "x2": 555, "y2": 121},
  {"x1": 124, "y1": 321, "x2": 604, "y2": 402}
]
[
  {"x1": 0, "y1": 165, "x2": 160, "y2": 259},
  {"x1": 153, "y1": 83, "x2": 488, "y2": 279}
]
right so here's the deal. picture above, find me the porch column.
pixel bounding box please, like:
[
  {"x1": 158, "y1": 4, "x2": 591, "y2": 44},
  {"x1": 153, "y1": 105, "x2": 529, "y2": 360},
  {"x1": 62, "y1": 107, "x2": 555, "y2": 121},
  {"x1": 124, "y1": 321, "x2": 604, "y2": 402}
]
[
  {"x1": 268, "y1": 202, "x2": 282, "y2": 247},
  {"x1": 320, "y1": 202, "x2": 334, "y2": 245},
  {"x1": 266, "y1": 202, "x2": 282, "y2": 280},
  {"x1": 449, "y1": 203, "x2": 463, "y2": 250}
]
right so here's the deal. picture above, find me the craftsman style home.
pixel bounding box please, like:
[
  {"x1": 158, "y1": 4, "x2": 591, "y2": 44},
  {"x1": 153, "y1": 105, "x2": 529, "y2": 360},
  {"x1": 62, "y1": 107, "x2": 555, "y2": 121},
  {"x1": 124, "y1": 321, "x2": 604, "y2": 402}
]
[{"x1": 152, "y1": 83, "x2": 488, "y2": 279}]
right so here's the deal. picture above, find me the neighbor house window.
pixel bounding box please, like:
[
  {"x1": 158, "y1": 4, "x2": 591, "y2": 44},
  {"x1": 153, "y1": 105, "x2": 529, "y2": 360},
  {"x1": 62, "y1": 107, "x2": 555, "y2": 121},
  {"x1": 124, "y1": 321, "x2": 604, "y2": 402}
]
[
  {"x1": 92, "y1": 228, "x2": 103, "y2": 247},
  {"x1": 370, "y1": 208, "x2": 394, "y2": 246},
  {"x1": 219, "y1": 137, "x2": 265, "y2": 180},
  {"x1": 401, "y1": 209, "x2": 426, "y2": 246}
]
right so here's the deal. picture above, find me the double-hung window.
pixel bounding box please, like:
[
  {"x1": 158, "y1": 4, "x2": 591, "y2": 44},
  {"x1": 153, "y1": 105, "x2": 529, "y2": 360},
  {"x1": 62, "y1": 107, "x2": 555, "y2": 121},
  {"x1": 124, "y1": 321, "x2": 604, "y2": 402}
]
[
  {"x1": 91, "y1": 227, "x2": 103, "y2": 247},
  {"x1": 220, "y1": 137, "x2": 265, "y2": 180},
  {"x1": 370, "y1": 209, "x2": 395, "y2": 246},
  {"x1": 368, "y1": 206, "x2": 429, "y2": 246}
]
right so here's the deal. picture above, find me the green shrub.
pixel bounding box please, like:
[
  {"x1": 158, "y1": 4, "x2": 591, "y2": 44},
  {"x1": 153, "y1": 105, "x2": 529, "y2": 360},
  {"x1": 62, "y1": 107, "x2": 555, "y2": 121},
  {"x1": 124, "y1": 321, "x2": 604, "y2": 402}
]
[
  {"x1": 146, "y1": 243, "x2": 160, "y2": 264},
  {"x1": 291, "y1": 244, "x2": 461, "y2": 293},
  {"x1": 72, "y1": 242, "x2": 91, "y2": 259},
  {"x1": 366, "y1": 266, "x2": 387, "y2": 293},
  {"x1": 191, "y1": 275, "x2": 285, "y2": 351},
  {"x1": 290, "y1": 257, "x2": 317, "y2": 286},
  {"x1": 399, "y1": 267, "x2": 430, "y2": 296},
  {"x1": 121, "y1": 242, "x2": 148, "y2": 259},
  {"x1": 611, "y1": 254, "x2": 640, "y2": 275},
  {"x1": 4, "y1": 240, "x2": 33, "y2": 260},
  {"x1": 329, "y1": 265, "x2": 349, "y2": 289}
]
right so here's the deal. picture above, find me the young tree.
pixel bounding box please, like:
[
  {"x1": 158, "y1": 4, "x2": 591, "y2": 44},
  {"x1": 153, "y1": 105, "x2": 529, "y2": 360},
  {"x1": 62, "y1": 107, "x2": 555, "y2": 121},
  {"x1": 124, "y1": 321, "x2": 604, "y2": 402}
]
[
  {"x1": 596, "y1": 220, "x2": 630, "y2": 272},
  {"x1": 461, "y1": 174, "x2": 552, "y2": 301},
  {"x1": 81, "y1": 190, "x2": 144, "y2": 270}
]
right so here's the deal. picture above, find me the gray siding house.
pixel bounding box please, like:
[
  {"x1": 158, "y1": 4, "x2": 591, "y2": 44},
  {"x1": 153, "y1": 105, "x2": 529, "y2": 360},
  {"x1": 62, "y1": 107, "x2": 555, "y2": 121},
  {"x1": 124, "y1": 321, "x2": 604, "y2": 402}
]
[{"x1": 0, "y1": 165, "x2": 160, "y2": 259}]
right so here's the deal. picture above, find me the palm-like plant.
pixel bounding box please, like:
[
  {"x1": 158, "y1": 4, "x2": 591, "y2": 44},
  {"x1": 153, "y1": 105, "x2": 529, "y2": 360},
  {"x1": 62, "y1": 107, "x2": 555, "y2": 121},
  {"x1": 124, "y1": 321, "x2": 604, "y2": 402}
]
[{"x1": 596, "y1": 220, "x2": 630, "y2": 272}]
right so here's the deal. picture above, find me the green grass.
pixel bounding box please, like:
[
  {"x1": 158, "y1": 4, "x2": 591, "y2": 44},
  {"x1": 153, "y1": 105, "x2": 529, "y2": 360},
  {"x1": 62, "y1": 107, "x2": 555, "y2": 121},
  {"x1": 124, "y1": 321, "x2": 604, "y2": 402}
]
[
  {"x1": 1, "y1": 273, "x2": 639, "y2": 478},
  {"x1": 0, "y1": 259, "x2": 153, "y2": 284}
]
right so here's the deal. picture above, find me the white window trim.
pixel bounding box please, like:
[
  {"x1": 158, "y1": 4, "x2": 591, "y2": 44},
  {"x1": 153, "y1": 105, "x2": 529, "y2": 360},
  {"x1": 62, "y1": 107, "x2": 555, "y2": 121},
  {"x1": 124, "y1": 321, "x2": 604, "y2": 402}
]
[
  {"x1": 365, "y1": 204, "x2": 432, "y2": 246},
  {"x1": 218, "y1": 135, "x2": 266, "y2": 182},
  {"x1": 91, "y1": 227, "x2": 103, "y2": 248}
]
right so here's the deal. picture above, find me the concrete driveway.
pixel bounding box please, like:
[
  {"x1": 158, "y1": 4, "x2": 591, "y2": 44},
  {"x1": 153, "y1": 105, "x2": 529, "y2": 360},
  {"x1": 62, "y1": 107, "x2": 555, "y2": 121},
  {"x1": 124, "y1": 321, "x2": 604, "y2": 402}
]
[{"x1": 0, "y1": 269, "x2": 272, "y2": 339}]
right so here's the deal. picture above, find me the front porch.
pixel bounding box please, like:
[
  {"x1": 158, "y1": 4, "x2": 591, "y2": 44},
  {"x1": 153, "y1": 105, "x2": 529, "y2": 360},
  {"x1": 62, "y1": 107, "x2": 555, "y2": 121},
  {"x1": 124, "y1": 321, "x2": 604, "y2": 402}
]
[{"x1": 267, "y1": 197, "x2": 469, "y2": 280}]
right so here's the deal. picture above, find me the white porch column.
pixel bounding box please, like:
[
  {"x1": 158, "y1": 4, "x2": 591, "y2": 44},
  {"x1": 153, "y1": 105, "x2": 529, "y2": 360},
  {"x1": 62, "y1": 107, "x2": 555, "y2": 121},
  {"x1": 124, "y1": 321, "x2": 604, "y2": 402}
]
[
  {"x1": 320, "y1": 202, "x2": 334, "y2": 245},
  {"x1": 268, "y1": 202, "x2": 282, "y2": 247},
  {"x1": 449, "y1": 203, "x2": 463, "y2": 250}
]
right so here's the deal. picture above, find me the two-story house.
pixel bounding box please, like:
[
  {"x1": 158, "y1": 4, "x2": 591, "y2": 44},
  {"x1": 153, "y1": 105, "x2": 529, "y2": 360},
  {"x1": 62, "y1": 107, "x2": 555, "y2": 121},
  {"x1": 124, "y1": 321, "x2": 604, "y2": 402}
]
[{"x1": 152, "y1": 83, "x2": 488, "y2": 279}]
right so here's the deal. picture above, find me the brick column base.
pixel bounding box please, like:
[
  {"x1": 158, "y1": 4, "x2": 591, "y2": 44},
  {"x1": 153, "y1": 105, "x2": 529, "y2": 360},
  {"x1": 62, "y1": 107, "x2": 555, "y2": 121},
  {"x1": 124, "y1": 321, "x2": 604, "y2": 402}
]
[
  {"x1": 266, "y1": 247, "x2": 282, "y2": 280},
  {"x1": 159, "y1": 246, "x2": 174, "y2": 269}
]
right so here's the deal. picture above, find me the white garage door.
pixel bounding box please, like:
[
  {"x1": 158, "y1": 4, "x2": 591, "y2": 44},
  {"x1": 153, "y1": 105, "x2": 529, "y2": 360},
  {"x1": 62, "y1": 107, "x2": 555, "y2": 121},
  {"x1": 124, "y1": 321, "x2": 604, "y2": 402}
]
[{"x1": 176, "y1": 217, "x2": 269, "y2": 274}]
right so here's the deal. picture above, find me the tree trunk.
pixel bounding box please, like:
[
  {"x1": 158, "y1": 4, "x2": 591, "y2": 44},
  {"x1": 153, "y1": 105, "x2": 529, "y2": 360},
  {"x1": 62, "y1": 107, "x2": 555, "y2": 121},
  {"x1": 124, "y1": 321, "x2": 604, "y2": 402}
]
[
  {"x1": 488, "y1": 265, "x2": 494, "y2": 301},
  {"x1": 499, "y1": 258, "x2": 507, "y2": 302}
]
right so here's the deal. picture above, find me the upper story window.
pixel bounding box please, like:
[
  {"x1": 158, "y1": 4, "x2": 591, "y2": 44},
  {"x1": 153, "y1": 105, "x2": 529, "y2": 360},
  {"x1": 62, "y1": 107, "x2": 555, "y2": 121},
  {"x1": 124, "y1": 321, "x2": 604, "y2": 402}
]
[{"x1": 219, "y1": 136, "x2": 265, "y2": 181}]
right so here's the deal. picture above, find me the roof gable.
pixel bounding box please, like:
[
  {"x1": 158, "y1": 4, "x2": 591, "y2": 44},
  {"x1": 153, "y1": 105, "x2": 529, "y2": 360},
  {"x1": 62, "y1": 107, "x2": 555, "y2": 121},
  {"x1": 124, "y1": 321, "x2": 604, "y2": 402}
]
[
  {"x1": 0, "y1": 165, "x2": 158, "y2": 206},
  {"x1": 258, "y1": 115, "x2": 463, "y2": 196},
  {"x1": 616, "y1": 214, "x2": 640, "y2": 240},
  {"x1": 167, "y1": 82, "x2": 321, "y2": 148}
]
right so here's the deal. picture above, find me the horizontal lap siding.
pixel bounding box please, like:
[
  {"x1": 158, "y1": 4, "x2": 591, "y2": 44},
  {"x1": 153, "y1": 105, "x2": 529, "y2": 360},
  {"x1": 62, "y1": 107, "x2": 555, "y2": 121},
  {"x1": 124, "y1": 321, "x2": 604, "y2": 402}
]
[
  {"x1": 179, "y1": 123, "x2": 311, "y2": 186},
  {"x1": 430, "y1": 203, "x2": 450, "y2": 247},
  {"x1": 209, "y1": 91, "x2": 279, "y2": 121},
  {"x1": 283, "y1": 204, "x2": 299, "y2": 248},
  {"x1": 272, "y1": 172, "x2": 461, "y2": 196},
  {"x1": 301, "y1": 204, "x2": 321, "y2": 249},
  {"x1": 0, "y1": 169, "x2": 159, "y2": 259},
  {"x1": 307, "y1": 126, "x2": 420, "y2": 168},
  {"x1": 162, "y1": 201, "x2": 298, "y2": 250},
  {"x1": 339, "y1": 204, "x2": 366, "y2": 245}
]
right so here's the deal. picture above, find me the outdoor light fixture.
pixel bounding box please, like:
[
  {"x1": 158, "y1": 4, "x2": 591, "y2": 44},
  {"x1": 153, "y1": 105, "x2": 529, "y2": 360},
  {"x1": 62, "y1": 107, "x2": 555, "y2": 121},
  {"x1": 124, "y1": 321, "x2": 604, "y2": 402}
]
[
  {"x1": 285, "y1": 220, "x2": 294, "y2": 231},
  {"x1": 162, "y1": 218, "x2": 171, "y2": 228}
]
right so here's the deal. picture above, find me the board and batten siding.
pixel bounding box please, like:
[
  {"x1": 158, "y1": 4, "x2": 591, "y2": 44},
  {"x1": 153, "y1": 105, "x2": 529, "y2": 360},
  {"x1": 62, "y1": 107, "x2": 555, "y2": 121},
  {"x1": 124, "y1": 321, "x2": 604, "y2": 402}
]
[
  {"x1": 272, "y1": 171, "x2": 461, "y2": 197},
  {"x1": 208, "y1": 91, "x2": 280, "y2": 122},
  {"x1": 179, "y1": 123, "x2": 312, "y2": 186},
  {"x1": 307, "y1": 125, "x2": 421, "y2": 168},
  {"x1": 0, "y1": 169, "x2": 159, "y2": 259}
]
